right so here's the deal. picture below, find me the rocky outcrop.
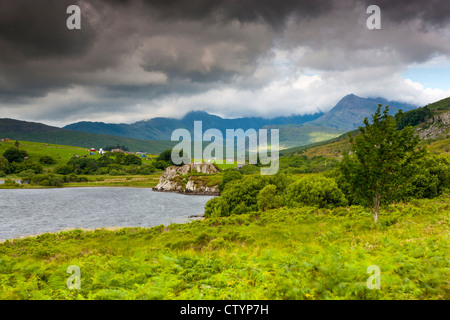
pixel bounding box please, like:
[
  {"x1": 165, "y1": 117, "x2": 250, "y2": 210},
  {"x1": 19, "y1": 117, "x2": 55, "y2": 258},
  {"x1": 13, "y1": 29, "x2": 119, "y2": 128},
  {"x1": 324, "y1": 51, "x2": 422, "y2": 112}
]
[
  {"x1": 153, "y1": 163, "x2": 220, "y2": 195},
  {"x1": 416, "y1": 111, "x2": 450, "y2": 139}
]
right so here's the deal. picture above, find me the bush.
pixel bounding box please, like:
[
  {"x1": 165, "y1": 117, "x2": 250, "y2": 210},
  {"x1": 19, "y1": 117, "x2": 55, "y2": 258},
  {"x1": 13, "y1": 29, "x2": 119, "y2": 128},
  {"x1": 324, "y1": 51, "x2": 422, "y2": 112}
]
[
  {"x1": 96, "y1": 156, "x2": 115, "y2": 168},
  {"x1": 22, "y1": 174, "x2": 63, "y2": 187},
  {"x1": 3, "y1": 148, "x2": 28, "y2": 163},
  {"x1": 285, "y1": 175, "x2": 347, "y2": 209},
  {"x1": 4, "y1": 178, "x2": 20, "y2": 186},
  {"x1": 39, "y1": 155, "x2": 56, "y2": 165},
  {"x1": 67, "y1": 157, "x2": 98, "y2": 174},
  {"x1": 237, "y1": 165, "x2": 260, "y2": 175},
  {"x1": 19, "y1": 169, "x2": 36, "y2": 177},
  {"x1": 218, "y1": 170, "x2": 242, "y2": 191},
  {"x1": 154, "y1": 160, "x2": 170, "y2": 170},
  {"x1": 0, "y1": 156, "x2": 9, "y2": 173},
  {"x1": 257, "y1": 184, "x2": 284, "y2": 211},
  {"x1": 205, "y1": 173, "x2": 294, "y2": 217},
  {"x1": 123, "y1": 154, "x2": 142, "y2": 166},
  {"x1": 109, "y1": 169, "x2": 126, "y2": 176},
  {"x1": 205, "y1": 176, "x2": 269, "y2": 217},
  {"x1": 403, "y1": 153, "x2": 450, "y2": 199},
  {"x1": 8, "y1": 159, "x2": 43, "y2": 174},
  {"x1": 138, "y1": 164, "x2": 155, "y2": 175},
  {"x1": 55, "y1": 165, "x2": 75, "y2": 175}
]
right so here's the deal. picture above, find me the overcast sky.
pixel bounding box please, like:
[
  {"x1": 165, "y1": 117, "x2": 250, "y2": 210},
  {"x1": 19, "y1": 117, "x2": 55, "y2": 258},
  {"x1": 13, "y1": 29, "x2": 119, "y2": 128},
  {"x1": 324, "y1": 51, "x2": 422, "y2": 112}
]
[{"x1": 0, "y1": 0, "x2": 450, "y2": 127}]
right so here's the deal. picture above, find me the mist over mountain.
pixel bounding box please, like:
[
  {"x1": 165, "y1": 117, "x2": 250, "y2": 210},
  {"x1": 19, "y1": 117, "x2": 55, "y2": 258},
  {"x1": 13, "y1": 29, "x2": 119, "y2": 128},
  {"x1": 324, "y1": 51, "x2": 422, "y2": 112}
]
[
  {"x1": 308, "y1": 94, "x2": 417, "y2": 130},
  {"x1": 64, "y1": 111, "x2": 324, "y2": 140},
  {"x1": 63, "y1": 94, "x2": 417, "y2": 148}
]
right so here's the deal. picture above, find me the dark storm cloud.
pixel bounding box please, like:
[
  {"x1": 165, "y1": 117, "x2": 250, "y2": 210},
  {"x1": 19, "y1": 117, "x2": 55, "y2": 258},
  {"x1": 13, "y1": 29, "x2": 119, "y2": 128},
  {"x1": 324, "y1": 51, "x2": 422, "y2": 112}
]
[
  {"x1": 0, "y1": 0, "x2": 96, "y2": 61},
  {"x1": 363, "y1": 0, "x2": 450, "y2": 28},
  {"x1": 0, "y1": 0, "x2": 449, "y2": 124}
]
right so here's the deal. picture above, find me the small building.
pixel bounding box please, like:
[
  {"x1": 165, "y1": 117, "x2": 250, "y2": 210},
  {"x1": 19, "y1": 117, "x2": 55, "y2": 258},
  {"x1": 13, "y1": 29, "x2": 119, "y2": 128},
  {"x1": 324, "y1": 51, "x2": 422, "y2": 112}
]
[{"x1": 111, "y1": 148, "x2": 124, "y2": 153}]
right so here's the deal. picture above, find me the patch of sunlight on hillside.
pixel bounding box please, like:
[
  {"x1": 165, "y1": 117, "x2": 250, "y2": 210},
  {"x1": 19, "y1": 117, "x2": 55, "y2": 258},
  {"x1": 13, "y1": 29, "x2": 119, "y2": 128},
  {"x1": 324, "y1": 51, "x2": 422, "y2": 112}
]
[{"x1": 308, "y1": 132, "x2": 342, "y2": 143}]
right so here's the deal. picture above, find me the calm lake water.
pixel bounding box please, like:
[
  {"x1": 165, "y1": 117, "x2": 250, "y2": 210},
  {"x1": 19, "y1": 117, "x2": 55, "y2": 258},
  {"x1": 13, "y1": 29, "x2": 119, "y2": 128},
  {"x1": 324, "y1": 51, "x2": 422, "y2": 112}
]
[{"x1": 0, "y1": 187, "x2": 215, "y2": 241}]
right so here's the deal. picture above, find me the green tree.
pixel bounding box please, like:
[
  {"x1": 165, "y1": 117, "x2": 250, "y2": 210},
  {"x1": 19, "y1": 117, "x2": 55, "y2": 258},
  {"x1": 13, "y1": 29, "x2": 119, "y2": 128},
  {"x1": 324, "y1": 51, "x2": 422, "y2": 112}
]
[
  {"x1": 3, "y1": 148, "x2": 28, "y2": 163},
  {"x1": 338, "y1": 105, "x2": 424, "y2": 224}
]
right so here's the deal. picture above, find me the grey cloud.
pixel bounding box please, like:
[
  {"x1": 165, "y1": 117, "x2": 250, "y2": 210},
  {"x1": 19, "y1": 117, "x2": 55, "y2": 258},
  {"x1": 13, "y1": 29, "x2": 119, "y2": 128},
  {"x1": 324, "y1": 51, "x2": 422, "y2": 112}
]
[{"x1": 0, "y1": 0, "x2": 449, "y2": 122}]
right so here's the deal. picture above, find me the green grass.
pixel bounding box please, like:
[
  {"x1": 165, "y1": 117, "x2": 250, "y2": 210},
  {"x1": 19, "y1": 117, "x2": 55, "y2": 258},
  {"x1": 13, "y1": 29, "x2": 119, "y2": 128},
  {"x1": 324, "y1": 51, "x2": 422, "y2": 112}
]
[
  {"x1": 0, "y1": 140, "x2": 94, "y2": 168},
  {"x1": 1, "y1": 195, "x2": 448, "y2": 300}
]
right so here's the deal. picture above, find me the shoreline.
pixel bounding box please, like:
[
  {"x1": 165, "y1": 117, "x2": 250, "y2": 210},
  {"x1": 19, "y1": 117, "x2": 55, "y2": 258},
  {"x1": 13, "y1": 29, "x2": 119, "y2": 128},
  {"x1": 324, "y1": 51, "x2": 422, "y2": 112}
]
[
  {"x1": 0, "y1": 214, "x2": 206, "y2": 243},
  {"x1": 151, "y1": 187, "x2": 220, "y2": 196}
]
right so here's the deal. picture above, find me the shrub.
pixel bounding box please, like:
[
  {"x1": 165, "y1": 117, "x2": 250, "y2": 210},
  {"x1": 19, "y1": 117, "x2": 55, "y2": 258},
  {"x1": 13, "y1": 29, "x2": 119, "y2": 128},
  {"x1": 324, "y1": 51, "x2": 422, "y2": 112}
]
[
  {"x1": 218, "y1": 170, "x2": 242, "y2": 191},
  {"x1": 39, "y1": 155, "x2": 56, "y2": 165},
  {"x1": 123, "y1": 154, "x2": 142, "y2": 166},
  {"x1": 109, "y1": 169, "x2": 126, "y2": 176},
  {"x1": 19, "y1": 169, "x2": 36, "y2": 177},
  {"x1": 285, "y1": 175, "x2": 347, "y2": 209},
  {"x1": 23, "y1": 174, "x2": 63, "y2": 187},
  {"x1": 0, "y1": 156, "x2": 9, "y2": 173},
  {"x1": 257, "y1": 184, "x2": 284, "y2": 211},
  {"x1": 205, "y1": 176, "x2": 269, "y2": 217},
  {"x1": 205, "y1": 173, "x2": 294, "y2": 217},
  {"x1": 138, "y1": 164, "x2": 155, "y2": 175},
  {"x1": 403, "y1": 153, "x2": 450, "y2": 199},
  {"x1": 67, "y1": 157, "x2": 98, "y2": 174},
  {"x1": 3, "y1": 148, "x2": 28, "y2": 163},
  {"x1": 55, "y1": 164, "x2": 75, "y2": 175},
  {"x1": 154, "y1": 160, "x2": 170, "y2": 170},
  {"x1": 17, "y1": 159, "x2": 43, "y2": 174}
]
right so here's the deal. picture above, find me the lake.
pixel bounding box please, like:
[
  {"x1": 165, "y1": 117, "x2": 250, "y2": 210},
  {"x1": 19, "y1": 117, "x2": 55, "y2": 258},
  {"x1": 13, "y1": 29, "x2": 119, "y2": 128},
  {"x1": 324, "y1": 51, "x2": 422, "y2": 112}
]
[{"x1": 0, "y1": 187, "x2": 215, "y2": 241}]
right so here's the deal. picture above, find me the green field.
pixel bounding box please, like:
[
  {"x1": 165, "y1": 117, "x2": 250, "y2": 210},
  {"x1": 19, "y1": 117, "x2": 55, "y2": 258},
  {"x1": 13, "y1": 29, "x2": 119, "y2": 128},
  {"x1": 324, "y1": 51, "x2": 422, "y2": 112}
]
[
  {"x1": 0, "y1": 140, "x2": 97, "y2": 168},
  {"x1": 0, "y1": 195, "x2": 448, "y2": 299}
]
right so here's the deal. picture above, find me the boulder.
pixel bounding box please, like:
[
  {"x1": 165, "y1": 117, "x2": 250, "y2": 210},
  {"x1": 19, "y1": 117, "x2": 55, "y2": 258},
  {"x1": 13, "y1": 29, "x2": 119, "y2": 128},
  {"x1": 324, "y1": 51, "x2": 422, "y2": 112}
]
[{"x1": 153, "y1": 163, "x2": 220, "y2": 195}]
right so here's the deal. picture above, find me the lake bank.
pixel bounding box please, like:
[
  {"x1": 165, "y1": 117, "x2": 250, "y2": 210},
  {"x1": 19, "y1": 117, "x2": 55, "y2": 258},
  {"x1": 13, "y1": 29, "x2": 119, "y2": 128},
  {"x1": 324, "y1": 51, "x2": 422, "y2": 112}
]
[
  {"x1": 0, "y1": 187, "x2": 215, "y2": 241},
  {"x1": 0, "y1": 174, "x2": 162, "y2": 189}
]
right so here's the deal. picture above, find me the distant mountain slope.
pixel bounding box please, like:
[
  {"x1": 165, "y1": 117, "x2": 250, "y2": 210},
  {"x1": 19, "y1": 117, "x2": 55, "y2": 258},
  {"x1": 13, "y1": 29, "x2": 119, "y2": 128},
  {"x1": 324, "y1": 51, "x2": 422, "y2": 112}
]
[
  {"x1": 63, "y1": 94, "x2": 417, "y2": 149},
  {"x1": 280, "y1": 96, "x2": 449, "y2": 157},
  {"x1": 64, "y1": 111, "x2": 324, "y2": 140},
  {"x1": 0, "y1": 118, "x2": 175, "y2": 154},
  {"x1": 308, "y1": 94, "x2": 417, "y2": 130}
]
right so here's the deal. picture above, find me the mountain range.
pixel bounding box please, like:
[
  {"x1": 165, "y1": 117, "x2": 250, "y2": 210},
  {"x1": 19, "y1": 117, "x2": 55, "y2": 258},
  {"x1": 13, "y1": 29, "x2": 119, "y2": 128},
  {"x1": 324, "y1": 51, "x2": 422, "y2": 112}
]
[
  {"x1": 0, "y1": 118, "x2": 176, "y2": 154},
  {"x1": 63, "y1": 94, "x2": 417, "y2": 149},
  {"x1": 0, "y1": 94, "x2": 418, "y2": 152},
  {"x1": 64, "y1": 111, "x2": 324, "y2": 141}
]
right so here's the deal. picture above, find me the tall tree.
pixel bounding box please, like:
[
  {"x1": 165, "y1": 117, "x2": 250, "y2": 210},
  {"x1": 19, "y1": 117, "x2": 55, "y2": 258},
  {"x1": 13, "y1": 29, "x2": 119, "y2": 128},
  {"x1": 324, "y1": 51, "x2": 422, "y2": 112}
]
[{"x1": 338, "y1": 105, "x2": 425, "y2": 224}]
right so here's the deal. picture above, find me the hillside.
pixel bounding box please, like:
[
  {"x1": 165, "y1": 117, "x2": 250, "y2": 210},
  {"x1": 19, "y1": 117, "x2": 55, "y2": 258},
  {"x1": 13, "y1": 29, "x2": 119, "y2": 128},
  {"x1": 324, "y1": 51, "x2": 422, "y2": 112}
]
[
  {"x1": 265, "y1": 94, "x2": 416, "y2": 148},
  {"x1": 281, "y1": 96, "x2": 449, "y2": 158},
  {"x1": 306, "y1": 94, "x2": 416, "y2": 130},
  {"x1": 0, "y1": 118, "x2": 176, "y2": 154},
  {"x1": 62, "y1": 94, "x2": 416, "y2": 150},
  {"x1": 64, "y1": 110, "x2": 324, "y2": 141}
]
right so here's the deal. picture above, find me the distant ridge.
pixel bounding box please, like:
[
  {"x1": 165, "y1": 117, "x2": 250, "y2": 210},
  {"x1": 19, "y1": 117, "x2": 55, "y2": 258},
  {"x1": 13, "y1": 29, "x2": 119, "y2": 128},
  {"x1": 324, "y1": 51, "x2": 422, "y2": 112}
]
[
  {"x1": 307, "y1": 94, "x2": 417, "y2": 130},
  {"x1": 0, "y1": 118, "x2": 175, "y2": 154},
  {"x1": 64, "y1": 111, "x2": 324, "y2": 140},
  {"x1": 63, "y1": 94, "x2": 417, "y2": 149}
]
